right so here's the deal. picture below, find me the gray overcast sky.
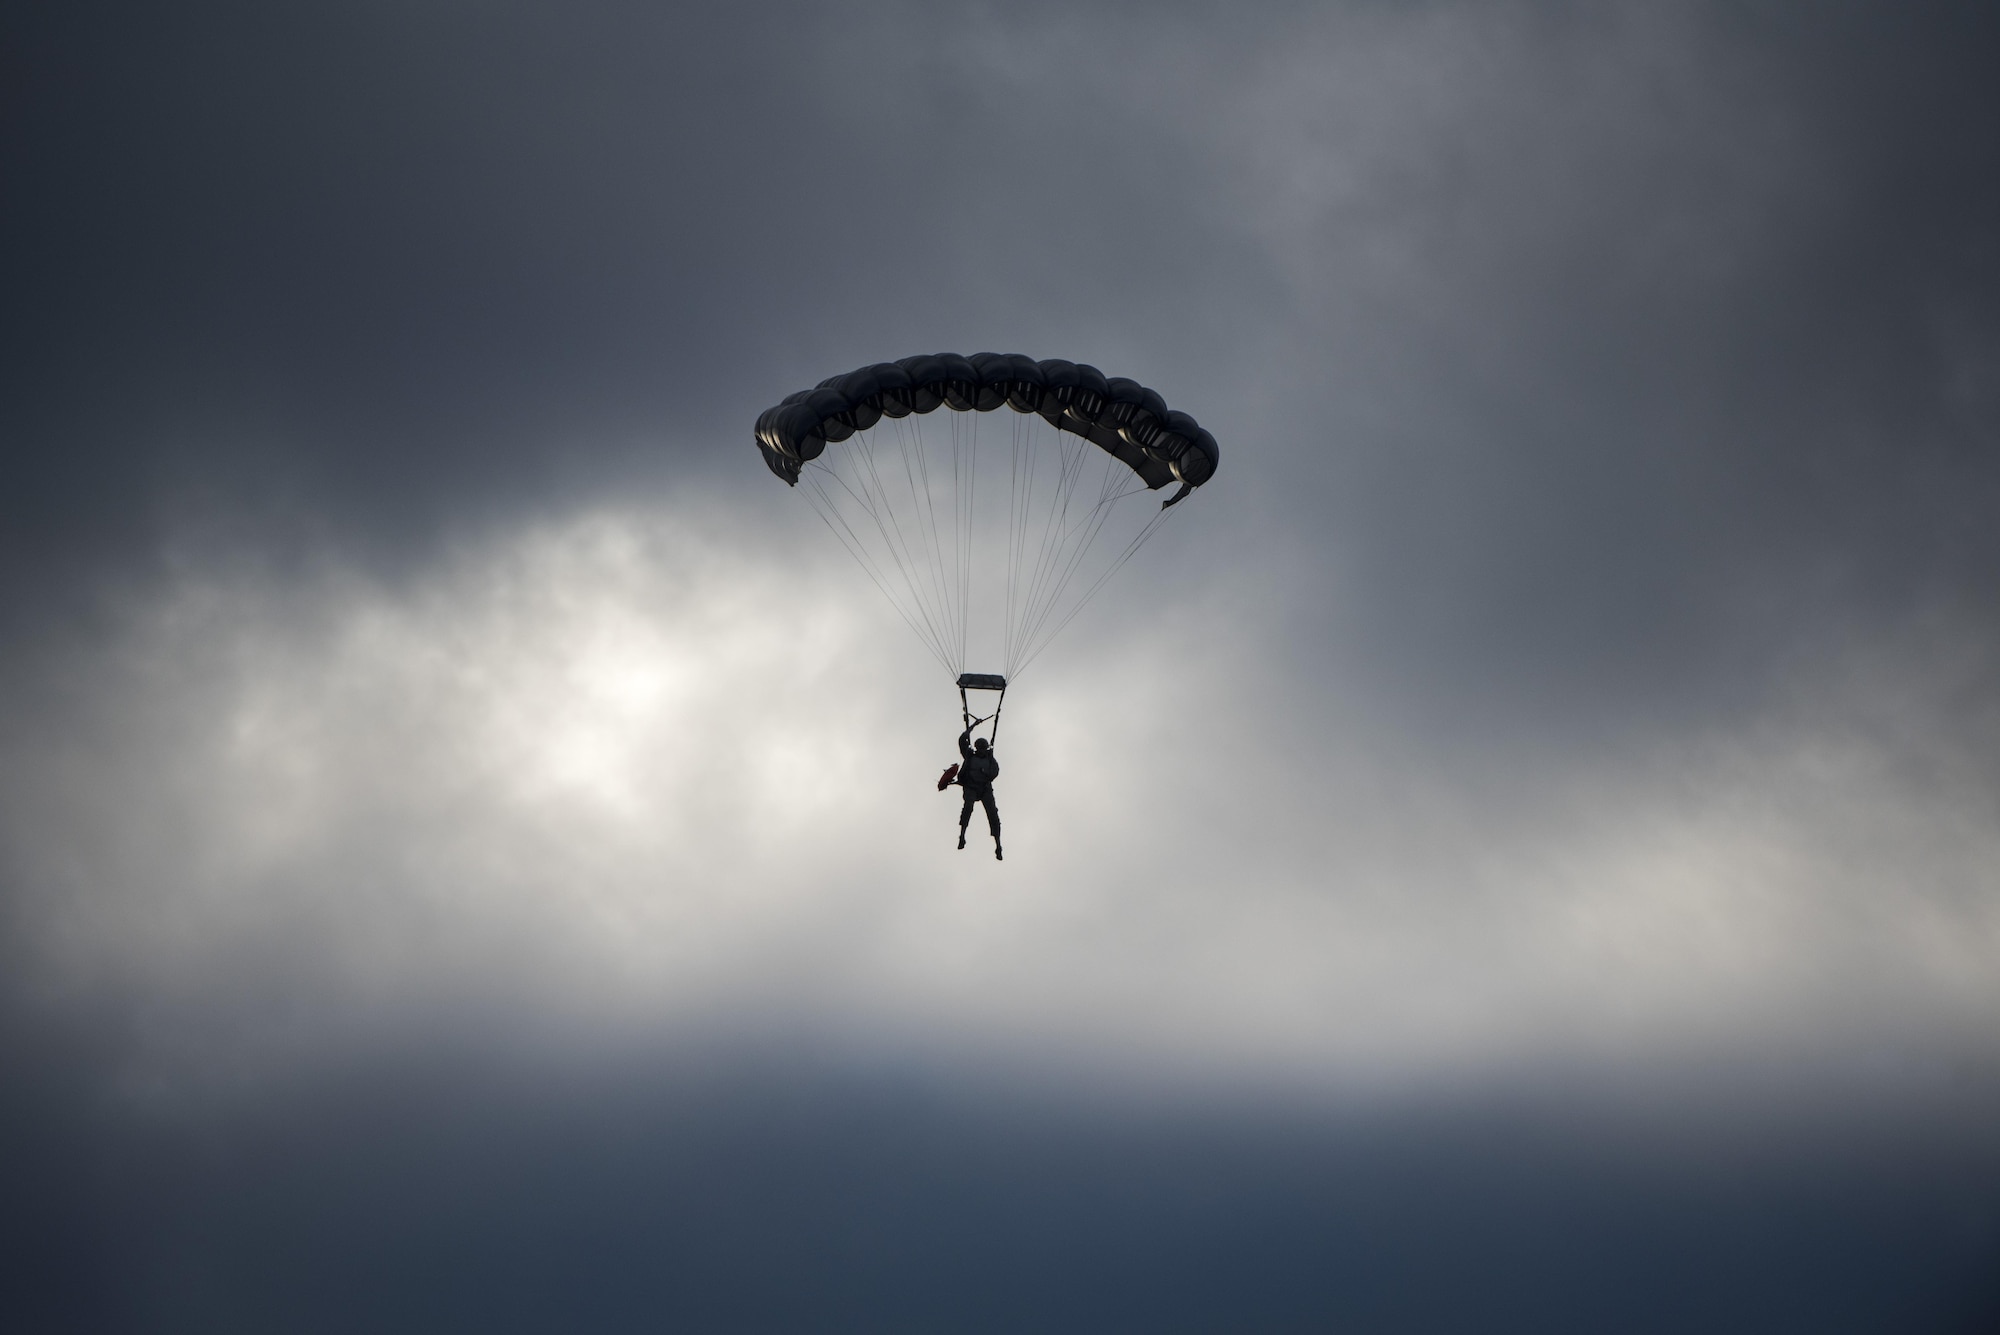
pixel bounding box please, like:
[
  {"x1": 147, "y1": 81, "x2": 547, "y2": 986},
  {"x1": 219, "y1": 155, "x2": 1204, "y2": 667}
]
[{"x1": 4, "y1": 3, "x2": 1998, "y2": 1330}]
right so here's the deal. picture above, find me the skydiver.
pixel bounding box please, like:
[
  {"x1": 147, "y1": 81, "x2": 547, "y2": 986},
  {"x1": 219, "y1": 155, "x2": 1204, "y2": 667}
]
[{"x1": 954, "y1": 714, "x2": 1002, "y2": 860}]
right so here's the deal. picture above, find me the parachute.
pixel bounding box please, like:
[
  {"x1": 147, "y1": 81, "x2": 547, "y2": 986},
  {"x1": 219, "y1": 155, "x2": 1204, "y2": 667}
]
[{"x1": 754, "y1": 353, "x2": 1219, "y2": 713}]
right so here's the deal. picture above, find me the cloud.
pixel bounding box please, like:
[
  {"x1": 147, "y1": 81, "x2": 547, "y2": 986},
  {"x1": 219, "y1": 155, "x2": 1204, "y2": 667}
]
[{"x1": 4, "y1": 476, "x2": 1994, "y2": 1101}]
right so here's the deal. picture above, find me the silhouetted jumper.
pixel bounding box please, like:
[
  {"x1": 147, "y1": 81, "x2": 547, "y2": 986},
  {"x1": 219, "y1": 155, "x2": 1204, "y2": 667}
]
[{"x1": 957, "y1": 725, "x2": 1001, "y2": 859}]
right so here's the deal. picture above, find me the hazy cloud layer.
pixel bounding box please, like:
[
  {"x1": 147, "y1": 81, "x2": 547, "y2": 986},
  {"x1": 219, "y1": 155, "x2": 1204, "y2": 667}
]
[{"x1": 6, "y1": 497, "x2": 1997, "y2": 1089}]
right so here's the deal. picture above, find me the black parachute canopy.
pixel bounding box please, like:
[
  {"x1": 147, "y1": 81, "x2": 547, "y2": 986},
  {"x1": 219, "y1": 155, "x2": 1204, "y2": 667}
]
[{"x1": 754, "y1": 354, "x2": 1219, "y2": 507}]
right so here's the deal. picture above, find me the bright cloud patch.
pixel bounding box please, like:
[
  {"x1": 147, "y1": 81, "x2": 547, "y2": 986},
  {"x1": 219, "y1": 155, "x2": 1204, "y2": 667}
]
[{"x1": 7, "y1": 497, "x2": 1997, "y2": 1087}]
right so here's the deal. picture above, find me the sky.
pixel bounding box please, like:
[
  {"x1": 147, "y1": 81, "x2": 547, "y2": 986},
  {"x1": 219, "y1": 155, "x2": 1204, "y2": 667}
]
[{"x1": 3, "y1": 2, "x2": 1999, "y2": 1330}]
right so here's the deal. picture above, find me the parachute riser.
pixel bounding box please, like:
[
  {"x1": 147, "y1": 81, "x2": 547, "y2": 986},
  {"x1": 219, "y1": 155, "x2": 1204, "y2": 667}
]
[{"x1": 957, "y1": 672, "x2": 1008, "y2": 748}]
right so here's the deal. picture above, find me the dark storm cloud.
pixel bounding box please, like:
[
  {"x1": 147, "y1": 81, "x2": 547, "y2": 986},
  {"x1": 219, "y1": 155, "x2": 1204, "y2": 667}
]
[
  {"x1": 5, "y1": 1022, "x2": 1998, "y2": 1333},
  {"x1": 1, "y1": 0, "x2": 1264, "y2": 602},
  {"x1": 1202, "y1": 0, "x2": 2000, "y2": 750},
  {"x1": 5, "y1": 2, "x2": 2000, "y2": 1329},
  {"x1": 12, "y1": 0, "x2": 1990, "y2": 696},
  {"x1": 5, "y1": 2, "x2": 848, "y2": 596}
]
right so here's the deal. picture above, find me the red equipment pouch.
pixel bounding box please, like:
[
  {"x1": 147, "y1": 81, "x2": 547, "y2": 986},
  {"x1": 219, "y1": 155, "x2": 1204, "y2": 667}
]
[{"x1": 937, "y1": 764, "x2": 960, "y2": 791}]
